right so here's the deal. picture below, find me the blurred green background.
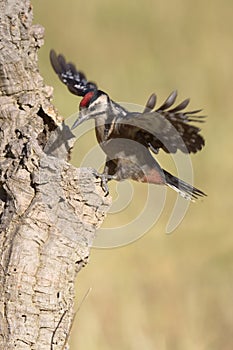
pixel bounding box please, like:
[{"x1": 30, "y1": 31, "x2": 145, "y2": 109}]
[{"x1": 33, "y1": 0, "x2": 233, "y2": 349}]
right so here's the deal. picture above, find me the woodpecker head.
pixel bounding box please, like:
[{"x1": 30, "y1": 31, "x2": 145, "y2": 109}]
[
  {"x1": 79, "y1": 90, "x2": 109, "y2": 110},
  {"x1": 72, "y1": 90, "x2": 110, "y2": 129}
]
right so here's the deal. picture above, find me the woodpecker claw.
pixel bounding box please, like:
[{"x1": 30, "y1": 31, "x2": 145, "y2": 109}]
[
  {"x1": 92, "y1": 170, "x2": 110, "y2": 196},
  {"x1": 100, "y1": 175, "x2": 110, "y2": 197}
]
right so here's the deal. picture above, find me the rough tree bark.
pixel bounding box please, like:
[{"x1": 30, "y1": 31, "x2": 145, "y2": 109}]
[{"x1": 0, "y1": 0, "x2": 111, "y2": 349}]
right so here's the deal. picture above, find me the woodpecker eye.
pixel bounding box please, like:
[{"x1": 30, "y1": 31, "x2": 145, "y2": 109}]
[{"x1": 79, "y1": 91, "x2": 95, "y2": 110}]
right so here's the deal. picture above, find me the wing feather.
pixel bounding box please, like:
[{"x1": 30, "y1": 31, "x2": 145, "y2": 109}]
[
  {"x1": 116, "y1": 92, "x2": 205, "y2": 154},
  {"x1": 50, "y1": 50, "x2": 97, "y2": 96}
]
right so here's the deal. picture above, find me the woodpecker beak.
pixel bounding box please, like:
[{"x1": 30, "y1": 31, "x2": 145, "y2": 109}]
[{"x1": 71, "y1": 110, "x2": 94, "y2": 130}]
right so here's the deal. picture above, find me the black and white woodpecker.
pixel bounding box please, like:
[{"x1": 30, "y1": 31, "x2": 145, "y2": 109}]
[{"x1": 50, "y1": 50, "x2": 206, "y2": 200}]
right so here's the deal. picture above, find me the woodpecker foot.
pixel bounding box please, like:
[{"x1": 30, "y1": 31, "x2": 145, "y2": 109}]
[{"x1": 93, "y1": 171, "x2": 111, "y2": 196}]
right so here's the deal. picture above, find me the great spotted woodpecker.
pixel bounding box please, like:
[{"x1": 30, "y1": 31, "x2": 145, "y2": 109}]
[{"x1": 50, "y1": 50, "x2": 206, "y2": 200}]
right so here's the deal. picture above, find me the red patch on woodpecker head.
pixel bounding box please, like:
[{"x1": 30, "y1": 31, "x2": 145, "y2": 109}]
[{"x1": 79, "y1": 91, "x2": 95, "y2": 109}]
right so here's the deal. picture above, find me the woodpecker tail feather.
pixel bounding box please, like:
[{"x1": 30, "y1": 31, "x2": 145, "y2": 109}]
[{"x1": 163, "y1": 169, "x2": 206, "y2": 200}]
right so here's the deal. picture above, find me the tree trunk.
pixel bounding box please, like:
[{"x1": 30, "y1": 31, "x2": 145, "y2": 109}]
[{"x1": 0, "y1": 1, "x2": 111, "y2": 349}]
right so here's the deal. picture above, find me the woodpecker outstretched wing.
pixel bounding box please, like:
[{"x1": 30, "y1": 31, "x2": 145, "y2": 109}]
[
  {"x1": 115, "y1": 91, "x2": 205, "y2": 154},
  {"x1": 50, "y1": 50, "x2": 97, "y2": 96}
]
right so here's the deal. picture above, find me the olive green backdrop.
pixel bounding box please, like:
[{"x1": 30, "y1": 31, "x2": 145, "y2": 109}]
[{"x1": 33, "y1": 1, "x2": 233, "y2": 349}]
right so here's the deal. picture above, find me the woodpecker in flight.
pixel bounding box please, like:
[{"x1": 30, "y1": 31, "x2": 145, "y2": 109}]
[{"x1": 50, "y1": 50, "x2": 206, "y2": 200}]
